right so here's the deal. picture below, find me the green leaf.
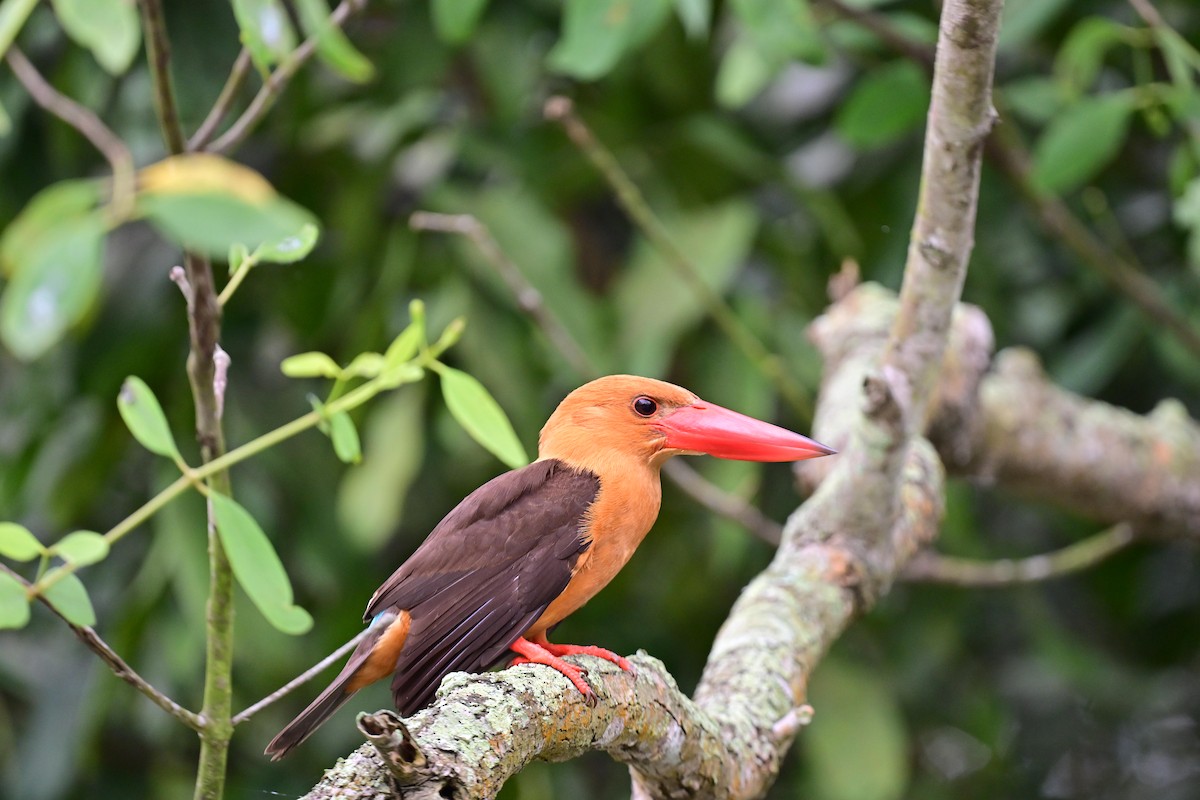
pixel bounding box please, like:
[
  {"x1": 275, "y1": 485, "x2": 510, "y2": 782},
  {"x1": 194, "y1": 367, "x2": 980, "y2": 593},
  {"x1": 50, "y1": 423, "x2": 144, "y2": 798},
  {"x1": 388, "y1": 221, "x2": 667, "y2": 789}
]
[
  {"x1": 338, "y1": 389, "x2": 426, "y2": 551},
  {"x1": 329, "y1": 411, "x2": 362, "y2": 464},
  {"x1": 137, "y1": 154, "x2": 317, "y2": 259},
  {"x1": 293, "y1": 0, "x2": 374, "y2": 82},
  {"x1": 253, "y1": 222, "x2": 319, "y2": 264},
  {"x1": 1, "y1": 179, "x2": 101, "y2": 276},
  {"x1": 341, "y1": 352, "x2": 385, "y2": 379},
  {"x1": 52, "y1": 0, "x2": 141, "y2": 74},
  {"x1": 804, "y1": 658, "x2": 910, "y2": 800},
  {"x1": 0, "y1": 0, "x2": 41, "y2": 64},
  {"x1": 1002, "y1": 77, "x2": 1065, "y2": 125},
  {"x1": 43, "y1": 571, "x2": 96, "y2": 626},
  {"x1": 0, "y1": 572, "x2": 30, "y2": 629},
  {"x1": 728, "y1": 0, "x2": 823, "y2": 66},
  {"x1": 673, "y1": 0, "x2": 710, "y2": 39},
  {"x1": 998, "y1": 0, "x2": 1072, "y2": 52},
  {"x1": 715, "y1": 37, "x2": 773, "y2": 108},
  {"x1": 210, "y1": 492, "x2": 312, "y2": 635},
  {"x1": 0, "y1": 212, "x2": 106, "y2": 361},
  {"x1": 1055, "y1": 17, "x2": 1131, "y2": 95},
  {"x1": 53, "y1": 531, "x2": 109, "y2": 566},
  {"x1": 231, "y1": 0, "x2": 296, "y2": 74},
  {"x1": 117, "y1": 376, "x2": 180, "y2": 459},
  {"x1": 438, "y1": 366, "x2": 528, "y2": 469},
  {"x1": 1173, "y1": 177, "x2": 1200, "y2": 273},
  {"x1": 1031, "y1": 92, "x2": 1134, "y2": 194},
  {"x1": 280, "y1": 351, "x2": 341, "y2": 378},
  {"x1": 547, "y1": 0, "x2": 672, "y2": 80},
  {"x1": 432, "y1": 0, "x2": 490, "y2": 44},
  {"x1": 0, "y1": 522, "x2": 44, "y2": 561},
  {"x1": 836, "y1": 61, "x2": 930, "y2": 149}
]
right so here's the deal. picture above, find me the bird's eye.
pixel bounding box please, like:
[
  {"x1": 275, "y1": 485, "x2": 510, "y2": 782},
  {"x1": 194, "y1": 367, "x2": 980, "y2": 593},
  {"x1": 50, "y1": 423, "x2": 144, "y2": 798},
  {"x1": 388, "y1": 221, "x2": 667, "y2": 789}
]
[{"x1": 632, "y1": 396, "x2": 658, "y2": 417}]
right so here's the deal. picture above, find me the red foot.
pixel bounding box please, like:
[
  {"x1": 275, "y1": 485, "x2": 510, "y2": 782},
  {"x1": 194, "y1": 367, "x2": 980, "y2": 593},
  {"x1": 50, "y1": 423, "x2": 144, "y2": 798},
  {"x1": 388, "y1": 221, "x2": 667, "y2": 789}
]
[
  {"x1": 537, "y1": 642, "x2": 632, "y2": 672},
  {"x1": 510, "y1": 637, "x2": 597, "y2": 705}
]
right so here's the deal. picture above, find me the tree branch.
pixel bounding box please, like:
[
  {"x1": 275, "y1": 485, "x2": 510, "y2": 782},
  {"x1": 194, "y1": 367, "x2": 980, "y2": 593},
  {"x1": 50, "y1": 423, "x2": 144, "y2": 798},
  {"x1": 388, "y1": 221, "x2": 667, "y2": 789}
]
[
  {"x1": 187, "y1": 48, "x2": 252, "y2": 152},
  {"x1": 4, "y1": 47, "x2": 136, "y2": 219},
  {"x1": 136, "y1": 0, "x2": 186, "y2": 155},
  {"x1": 902, "y1": 523, "x2": 1136, "y2": 586},
  {"x1": 800, "y1": 283, "x2": 1200, "y2": 543},
  {"x1": 0, "y1": 563, "x2": 204, "y2": 731},
  {"x1": 816, "y1": 0, "x2": 1200, "y2": 362},
  {"x1": 205, "y1": 0, "x2": 366, "y2": 154}
]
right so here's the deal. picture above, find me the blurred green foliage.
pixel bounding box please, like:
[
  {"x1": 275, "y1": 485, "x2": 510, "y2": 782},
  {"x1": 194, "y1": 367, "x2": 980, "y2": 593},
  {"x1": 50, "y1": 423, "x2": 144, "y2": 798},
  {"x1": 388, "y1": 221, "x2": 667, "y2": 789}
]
[{"x1": 2, "y1": 0, "x2": 1200, "y2": 798}]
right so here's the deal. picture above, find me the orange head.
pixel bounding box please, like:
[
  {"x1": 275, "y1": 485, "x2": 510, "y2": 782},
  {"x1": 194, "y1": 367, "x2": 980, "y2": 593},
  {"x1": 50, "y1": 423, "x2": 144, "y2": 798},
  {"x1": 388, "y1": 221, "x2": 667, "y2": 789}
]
[{"x1": 537, "y1": 375, "x2": 834, "y2": 472}]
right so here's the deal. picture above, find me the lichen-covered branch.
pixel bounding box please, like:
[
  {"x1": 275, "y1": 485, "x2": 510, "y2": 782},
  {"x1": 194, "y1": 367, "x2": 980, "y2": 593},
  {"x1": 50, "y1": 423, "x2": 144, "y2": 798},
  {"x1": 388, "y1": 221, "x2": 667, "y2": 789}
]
[{"x1": 800, "y1": 283, "x2": 1200, "y2": 543}]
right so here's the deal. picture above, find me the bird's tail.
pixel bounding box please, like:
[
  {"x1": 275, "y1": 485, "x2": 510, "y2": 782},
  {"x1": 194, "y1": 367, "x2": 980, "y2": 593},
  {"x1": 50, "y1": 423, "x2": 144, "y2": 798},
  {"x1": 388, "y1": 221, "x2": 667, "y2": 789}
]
[
  {"x1": 265, "y1": 610, "x2": 409, "y2": 760},
  {"x1": 264, "y1": 673, "x2": 356, "y2": 760}
]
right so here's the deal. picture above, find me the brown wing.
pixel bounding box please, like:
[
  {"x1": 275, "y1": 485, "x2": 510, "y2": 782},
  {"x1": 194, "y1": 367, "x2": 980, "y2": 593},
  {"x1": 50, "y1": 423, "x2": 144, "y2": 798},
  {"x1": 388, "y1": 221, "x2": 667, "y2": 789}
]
[{"x1": 364, "y1": 458, "x2": 600, "y2": 714}]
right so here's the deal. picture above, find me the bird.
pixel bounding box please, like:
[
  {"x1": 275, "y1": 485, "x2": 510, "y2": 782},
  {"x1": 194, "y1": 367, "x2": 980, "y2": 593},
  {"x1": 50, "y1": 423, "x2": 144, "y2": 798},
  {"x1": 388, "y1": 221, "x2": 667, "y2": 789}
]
[{"x1": 265, "y1": 375, "x2": 834, "y2": 759}]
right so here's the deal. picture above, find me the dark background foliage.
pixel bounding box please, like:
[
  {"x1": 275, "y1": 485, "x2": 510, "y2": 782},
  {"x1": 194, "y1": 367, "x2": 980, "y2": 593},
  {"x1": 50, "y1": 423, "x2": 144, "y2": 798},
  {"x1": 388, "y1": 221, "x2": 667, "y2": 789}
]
[{"x1": 2, "y1": 0, "x2": 1199, "y2": 798}]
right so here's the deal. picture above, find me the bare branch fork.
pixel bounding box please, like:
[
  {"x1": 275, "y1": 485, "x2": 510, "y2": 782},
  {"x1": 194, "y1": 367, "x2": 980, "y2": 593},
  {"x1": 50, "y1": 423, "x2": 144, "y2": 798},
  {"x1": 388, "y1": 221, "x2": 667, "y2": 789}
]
[{"x1": 304, "y1": 0, "x2": 1006, "y2": 796}]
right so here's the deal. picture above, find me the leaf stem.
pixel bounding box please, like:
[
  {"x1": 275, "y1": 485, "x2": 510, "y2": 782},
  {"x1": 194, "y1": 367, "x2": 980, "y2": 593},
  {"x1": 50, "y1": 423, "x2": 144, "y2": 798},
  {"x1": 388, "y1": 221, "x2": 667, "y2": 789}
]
[{"x1": 217, "y1": 255, "x2": 256, "y2": 306}]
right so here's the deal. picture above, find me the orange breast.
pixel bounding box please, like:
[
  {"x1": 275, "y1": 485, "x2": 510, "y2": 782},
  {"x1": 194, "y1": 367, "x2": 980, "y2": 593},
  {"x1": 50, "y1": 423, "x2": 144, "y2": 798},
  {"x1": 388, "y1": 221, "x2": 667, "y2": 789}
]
[{"x1": 524, "y1": 467, "x2": 662, "y2": 638}]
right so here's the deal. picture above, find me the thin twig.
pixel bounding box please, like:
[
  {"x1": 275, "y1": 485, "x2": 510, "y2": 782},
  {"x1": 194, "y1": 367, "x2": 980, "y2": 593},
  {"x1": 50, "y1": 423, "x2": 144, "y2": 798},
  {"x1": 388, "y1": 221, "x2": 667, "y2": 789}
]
[
  {"x1": 188, "y1": 48, "x2": 252, "y2": 151},
  {"x1": 0, "y1": 562, "x2": 204, "y2": 731},
  {"x1": 543, "y1": 96, "x2": 814, "y2": 423},
  {"x1": 661, "y1": 460, "x2": 784, "y2": 545},
  {"x1": 206, "y1": 0, "x2": 366, "y2": 154},
  {"x1": 410, "y1": 210, "x2": 790, "y2": 546},
  {"x1": 233, "y1": 630, "x2": 369, "y2": 726},
  {"x1": 902, "y1": 523, "x2": 1136, "y2": 587},
  {"x1": 816, "y1": 0, "x2": 1200, "y2": 362},
  {"x1": 5, "y1": 47, "x2": 136, "y2": 220},
  {"x1": 136, "y1": 0, "x2": 186, "y2": 154},
  {"x1": 409, "y1": 211, "x2": 598, "y2": 378},
  {"x1": 1126, "y1": 0, "x2": 1165, "y2": 28}
]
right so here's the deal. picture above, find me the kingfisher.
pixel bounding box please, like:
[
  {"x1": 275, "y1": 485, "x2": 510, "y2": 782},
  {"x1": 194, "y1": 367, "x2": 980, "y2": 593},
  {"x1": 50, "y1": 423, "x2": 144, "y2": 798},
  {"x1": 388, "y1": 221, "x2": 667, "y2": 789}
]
[{"x1": 266, "y1": 375, "x2": 834, "y2": 759}]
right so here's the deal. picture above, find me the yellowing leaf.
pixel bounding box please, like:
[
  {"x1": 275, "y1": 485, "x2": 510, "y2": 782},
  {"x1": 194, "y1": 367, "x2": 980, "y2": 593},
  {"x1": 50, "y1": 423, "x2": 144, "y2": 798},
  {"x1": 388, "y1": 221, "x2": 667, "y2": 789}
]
[
  {"x1": 137, "y1": 156, "x2": 318, "y2": 256},
  {"x1": 139, "y1": 154, "x2": 276, "y2": 204}
]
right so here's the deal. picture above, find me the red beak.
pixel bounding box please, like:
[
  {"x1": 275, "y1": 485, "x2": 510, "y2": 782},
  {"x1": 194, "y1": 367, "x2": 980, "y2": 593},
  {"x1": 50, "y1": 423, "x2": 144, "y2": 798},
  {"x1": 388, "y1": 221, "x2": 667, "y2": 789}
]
[{"x1": 654, "y1": 401, "x2": 836, "y2": 462}]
